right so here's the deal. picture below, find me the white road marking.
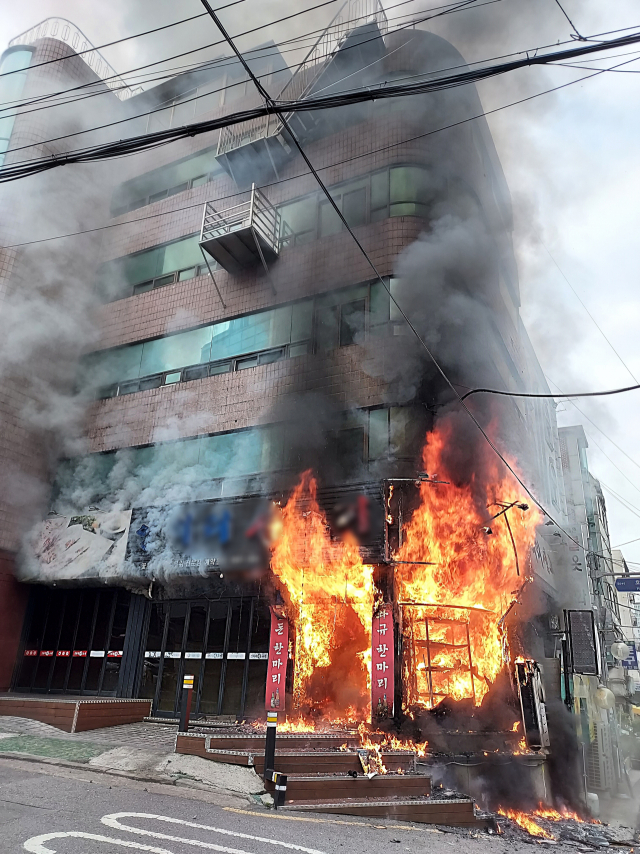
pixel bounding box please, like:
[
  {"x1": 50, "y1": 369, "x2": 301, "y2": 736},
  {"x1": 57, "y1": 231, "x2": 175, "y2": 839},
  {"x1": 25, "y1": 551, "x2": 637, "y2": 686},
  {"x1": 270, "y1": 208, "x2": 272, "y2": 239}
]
[
  {"x1": 101, "y1": 813, "x2": 326, "y2": 854},
  {"x1": 23, "y1": 831, "x2": 175, "y2": 854}
]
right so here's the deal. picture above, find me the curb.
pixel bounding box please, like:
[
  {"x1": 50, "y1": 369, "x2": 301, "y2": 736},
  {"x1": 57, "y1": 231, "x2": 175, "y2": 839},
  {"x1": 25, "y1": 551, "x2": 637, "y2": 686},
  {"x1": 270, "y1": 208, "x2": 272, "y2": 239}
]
[{"x1": 0, "y1": 750, "x2": 268, "y2": 805}]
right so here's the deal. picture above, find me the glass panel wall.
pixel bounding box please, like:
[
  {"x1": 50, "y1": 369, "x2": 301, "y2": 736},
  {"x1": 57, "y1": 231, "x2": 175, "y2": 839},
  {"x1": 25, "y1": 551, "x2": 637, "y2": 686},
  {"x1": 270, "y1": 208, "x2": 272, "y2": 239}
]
[
  {"x1": 0, "y1": 48, "x2": 33, "y2": 167},
  {"x1": 96, "y1": 234, "x2": 214, "y2": 302},
  {"x1": 279, "y1": 165, "x2": 434, "y2": 245}
]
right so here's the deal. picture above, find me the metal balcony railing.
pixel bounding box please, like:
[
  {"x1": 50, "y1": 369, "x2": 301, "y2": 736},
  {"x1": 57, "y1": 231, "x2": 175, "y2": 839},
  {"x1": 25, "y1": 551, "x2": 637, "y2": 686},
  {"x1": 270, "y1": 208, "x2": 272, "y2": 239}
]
[
  {"x1": 199, "y1": 184, "x2": 281, "y2": 274},
  {"x1": 217, "y1": 0, "x2": 387, "y2": 157}
]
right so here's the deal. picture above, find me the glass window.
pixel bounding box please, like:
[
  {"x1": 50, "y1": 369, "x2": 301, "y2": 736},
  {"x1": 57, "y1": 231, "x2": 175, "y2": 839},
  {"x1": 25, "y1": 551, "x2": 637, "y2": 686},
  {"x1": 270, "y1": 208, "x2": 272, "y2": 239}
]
[
  {"x1": 148, "y1": 105, "x2": 173, "y2": 133},
  {"x1": 172, "y1": 90, "x2": 197, "y2": 125},
  {"x1": 279, "y1": 196, "x2": 317, "y2": 244},
  {"x1": 390, "y1": 407, "x2": 420, "y2": 458},
  {"x1": 161, "y1": 235, "x2": 202, "y2": 275},
  {"x1": 368, "y1": 408, "x2": 389, "y2": 460},
  {"x1": 291, "y1": 301, "x2": 313, "y2": 342},
  {"x1": 340, "y1": 299, "x2": 365, "y2": 346},
  {"x1": 370, "y1": 170, "x2": 389, "y2": 219},
  {"x1": 124, "y1": 248, "x2": 161, "y2": 285},
  {"x1": 370, "y1": 281, "x2": 390, "y2": 327},
  {"x1": 140, "y1": 326, "x2": 213, "y2": 376},
  {"x1": 88, "y1": 344, "x2": 143, "y2": 386},
  {"x1": 390, "y1": 165, "x2": 432, "y2": 218},
  {"x1": 315, "y1": 305, "x2": 339, "y2": 351},
  {"x1": 319, "y1": 199, "x2": 342, "y2": 237},
  {"x1": 210, "y1": 305, "x2": 292, "y2": 362},
  {"x1": 343, "y1": 187, "x2": 367, "y2": 228}
]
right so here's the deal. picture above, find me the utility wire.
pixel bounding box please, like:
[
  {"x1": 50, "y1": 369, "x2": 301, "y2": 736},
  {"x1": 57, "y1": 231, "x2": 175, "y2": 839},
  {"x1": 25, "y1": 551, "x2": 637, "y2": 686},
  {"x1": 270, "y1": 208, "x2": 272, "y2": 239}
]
[
  {"x1": 552, "y1": 0, "x2": 585, "y2": 41},
  {"x1": 3, "y1": 28, "x2": 640, "y2": 183},
  {"x1": 538, "y1": 236, "x2": 639, "y2": 385},
  {"x1": 459, "y1": 381, "x2": 640, "y2": 403},
  {"x1": 0, "y1": 0, "x2": 479, "y2": 114},
  {"x1": 547, "y1": 375, "x2": 640, "y2": 474},
  {"x1": 0, "y1": 0, "x2": 342, "y2": 116},
  {"x1": 0, "y1": 0, "x2": 499, "y2": 128},
  {"x1": 195, "y1": 0, "x2": 627, "y2": 571},
  {"x1": 0, "y1": 9, "x2": 228, "y2": 80},
  {"x1": 3, "y1": 60, "x2": 631, "y2": 249}
]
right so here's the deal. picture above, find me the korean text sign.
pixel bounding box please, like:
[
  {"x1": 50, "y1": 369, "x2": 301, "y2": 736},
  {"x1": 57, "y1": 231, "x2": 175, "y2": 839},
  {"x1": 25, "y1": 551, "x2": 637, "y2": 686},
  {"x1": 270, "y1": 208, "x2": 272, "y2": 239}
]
[
  {"x1": 265, "y1": 609, "x2": 289, "y2": 711},
  {"x1": 372, "y1": 604, "x2": 393, "y2": 719}
]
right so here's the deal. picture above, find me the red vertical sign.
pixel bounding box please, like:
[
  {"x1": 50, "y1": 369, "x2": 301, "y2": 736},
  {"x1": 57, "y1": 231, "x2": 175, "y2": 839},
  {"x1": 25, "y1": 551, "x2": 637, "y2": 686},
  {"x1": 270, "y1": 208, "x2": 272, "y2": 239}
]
[
  {"x1": 372, "y1": 604, "x2": 393, "y2": 721},
  {"x1": 265, "y1": 609, "x2": 289, "y2": 711}
]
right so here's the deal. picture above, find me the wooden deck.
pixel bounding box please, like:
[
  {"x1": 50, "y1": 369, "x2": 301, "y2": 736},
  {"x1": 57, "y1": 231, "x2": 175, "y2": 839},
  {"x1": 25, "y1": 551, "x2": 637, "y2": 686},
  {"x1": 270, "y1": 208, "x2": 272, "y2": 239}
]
[{"x1": 0, "y1": 695, "x2": 151, "y2": 733}]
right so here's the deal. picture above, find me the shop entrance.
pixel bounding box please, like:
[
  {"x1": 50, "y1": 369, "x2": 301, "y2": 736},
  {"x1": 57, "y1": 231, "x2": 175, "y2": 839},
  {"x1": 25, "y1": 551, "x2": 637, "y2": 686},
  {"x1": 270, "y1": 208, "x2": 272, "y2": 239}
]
[
  {"x1": 140, "y1": 597, "x2": 270, "y2": 719},
  {"x1": 13, "y1": 586, "x2": 131, "y2": 695}
]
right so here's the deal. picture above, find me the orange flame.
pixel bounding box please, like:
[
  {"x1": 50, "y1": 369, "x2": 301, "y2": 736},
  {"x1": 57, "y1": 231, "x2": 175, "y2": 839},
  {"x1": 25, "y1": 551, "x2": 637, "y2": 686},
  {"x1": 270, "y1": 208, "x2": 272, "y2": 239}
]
[
  {"x1": 396, "y1": 424, "x2": 540, "y2": 707},
  {"x1": 270, "y1": 471, "x2": 374, "y2": 719},
  {"x1": 498, "y1": 808, "x2": 555, "y2": 838}
]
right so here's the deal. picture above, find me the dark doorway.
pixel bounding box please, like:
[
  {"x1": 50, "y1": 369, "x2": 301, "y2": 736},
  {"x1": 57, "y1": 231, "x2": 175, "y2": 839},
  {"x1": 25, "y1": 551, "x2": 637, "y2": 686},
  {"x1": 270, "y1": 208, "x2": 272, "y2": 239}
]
[
  {"x1": 142, "y1": 597, "x2": 270, "y2": 719},
  {"x1": 13, "y1": 586, "x2": 131, "y2": 696}
]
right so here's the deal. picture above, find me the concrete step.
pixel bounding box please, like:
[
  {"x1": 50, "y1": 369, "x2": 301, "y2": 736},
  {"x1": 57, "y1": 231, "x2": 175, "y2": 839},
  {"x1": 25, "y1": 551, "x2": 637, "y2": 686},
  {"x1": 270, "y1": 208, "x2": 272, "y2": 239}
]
[
  {"x1": 282, "y1": 797, "x2": 487, "y2": 827},
  {"x1": 267, "y1": 773, "x2": 431, "y2": 803},
  {"x1": 186, "y1": 732, "x2": 358, "y2": 752}
]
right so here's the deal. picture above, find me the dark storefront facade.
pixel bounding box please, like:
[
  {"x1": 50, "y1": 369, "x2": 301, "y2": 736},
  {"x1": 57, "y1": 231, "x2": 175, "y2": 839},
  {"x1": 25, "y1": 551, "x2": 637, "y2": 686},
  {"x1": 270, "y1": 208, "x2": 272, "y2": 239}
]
[{"x1": 13, "y1": 585, "x2": 273, "y2": 719}]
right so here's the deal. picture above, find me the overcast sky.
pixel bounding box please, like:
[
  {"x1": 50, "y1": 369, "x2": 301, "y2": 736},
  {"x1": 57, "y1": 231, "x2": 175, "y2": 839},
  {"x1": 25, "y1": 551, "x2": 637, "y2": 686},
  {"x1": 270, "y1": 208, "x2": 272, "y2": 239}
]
[{"x1": 2, "y1": 1, "x2": 640, "y2": 571}]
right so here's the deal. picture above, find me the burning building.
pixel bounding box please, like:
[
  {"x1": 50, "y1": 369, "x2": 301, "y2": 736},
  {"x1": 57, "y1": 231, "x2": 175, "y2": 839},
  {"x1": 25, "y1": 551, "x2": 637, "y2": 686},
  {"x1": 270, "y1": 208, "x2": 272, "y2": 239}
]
[{"x1": 0, "y1": 1, "x2": 623, "y2": 814}]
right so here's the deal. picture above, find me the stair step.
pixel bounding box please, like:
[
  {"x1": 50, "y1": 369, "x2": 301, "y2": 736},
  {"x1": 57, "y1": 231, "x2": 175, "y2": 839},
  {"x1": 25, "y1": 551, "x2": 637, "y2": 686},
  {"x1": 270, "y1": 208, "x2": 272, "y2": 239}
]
[
  {"x1": 267, "y1": 773, "x2": 431, "y2": 803},
  {"x1": 182, "y1": 732, "x2": 358, "y2": 752},
  {"x1": 281, "y1": 797, "x2": 487, "y2": 827}
]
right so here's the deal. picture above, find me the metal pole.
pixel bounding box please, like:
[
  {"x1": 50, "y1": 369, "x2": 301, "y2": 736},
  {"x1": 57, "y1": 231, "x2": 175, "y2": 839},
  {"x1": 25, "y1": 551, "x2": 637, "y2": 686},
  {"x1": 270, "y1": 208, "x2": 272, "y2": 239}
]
[
  {"x1": 264, "y1": 709, "x2": 277, "y2": 778},
  {"x1": 179, "y1": 674, "x2": 194, "y2": 732}
]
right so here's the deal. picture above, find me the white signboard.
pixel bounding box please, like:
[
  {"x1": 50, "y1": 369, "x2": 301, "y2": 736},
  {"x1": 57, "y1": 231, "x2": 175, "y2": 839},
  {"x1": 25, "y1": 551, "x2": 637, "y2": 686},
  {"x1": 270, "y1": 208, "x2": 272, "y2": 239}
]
[{"x1": 22, "y1": 510, "x2": 132, "y2": 580}]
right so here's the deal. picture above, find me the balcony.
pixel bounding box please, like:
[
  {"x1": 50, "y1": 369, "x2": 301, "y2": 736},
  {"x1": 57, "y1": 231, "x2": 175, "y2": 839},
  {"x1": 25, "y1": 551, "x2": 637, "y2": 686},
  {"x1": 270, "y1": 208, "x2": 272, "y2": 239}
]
[{"x1": 199, "y1": 185, "x2": 281, "y2": 275}]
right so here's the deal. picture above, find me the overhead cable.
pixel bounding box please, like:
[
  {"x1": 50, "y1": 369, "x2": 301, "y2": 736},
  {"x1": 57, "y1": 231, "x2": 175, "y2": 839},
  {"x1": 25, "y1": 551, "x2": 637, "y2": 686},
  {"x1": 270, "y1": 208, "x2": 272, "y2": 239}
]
[
  {"x1": 459, "y1": 381, "x2": 640, "y2": 402},
  {"x1": 3, "y1": 27, "x2": 640, "y2": 183}
]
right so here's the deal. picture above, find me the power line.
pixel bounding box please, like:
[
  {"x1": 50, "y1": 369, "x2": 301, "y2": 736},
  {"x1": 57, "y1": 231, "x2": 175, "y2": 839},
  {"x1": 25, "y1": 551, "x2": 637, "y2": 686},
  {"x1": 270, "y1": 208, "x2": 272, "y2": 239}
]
[
  {"x1": 547, "y1": 375, "x2": 640, "y2": 473},
  {"x1": 3, "y1": 27, "x2": 640, "y2": 183},
  {"x1": 0, "y1": 0, "x2": 342, "y2": 116},
  {"x1": 538, "y1": 236, "x2": 639, "y2": 385},
  {"x1": 552, "y1": 0, "x2": 585, "y2": 41},
  {"x1": 0, "y1": 0, "x2": 499, "y2": 129},
  {"x1": 0, "y1": 8, "x2": 232, "y2": 80},
  {"x1": 599, "y1": 479, "x2": 640, "y2": 524},
  {"x1": 4, "y1": 59, "x2": 631, "y2": 249},
  {"x1": 459, "y1": 381, "x2": 640, "y2": 403},
  {"x1": 613, "y1": 536, "x2": 640, "y2": 549}
]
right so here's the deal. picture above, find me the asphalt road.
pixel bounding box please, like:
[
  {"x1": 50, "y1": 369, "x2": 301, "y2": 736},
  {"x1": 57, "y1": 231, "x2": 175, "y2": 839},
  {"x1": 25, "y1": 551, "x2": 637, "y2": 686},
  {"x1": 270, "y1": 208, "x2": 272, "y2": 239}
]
[{"x1": 0, "y1": 756, "x2": 571, "y2": 854}]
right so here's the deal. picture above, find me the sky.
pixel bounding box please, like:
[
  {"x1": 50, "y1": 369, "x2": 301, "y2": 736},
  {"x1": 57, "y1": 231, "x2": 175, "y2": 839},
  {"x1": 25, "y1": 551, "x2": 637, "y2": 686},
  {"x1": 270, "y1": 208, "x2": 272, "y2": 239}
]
[{"x1": 2, "y1": 1, "x2": 640, "y2": 568}]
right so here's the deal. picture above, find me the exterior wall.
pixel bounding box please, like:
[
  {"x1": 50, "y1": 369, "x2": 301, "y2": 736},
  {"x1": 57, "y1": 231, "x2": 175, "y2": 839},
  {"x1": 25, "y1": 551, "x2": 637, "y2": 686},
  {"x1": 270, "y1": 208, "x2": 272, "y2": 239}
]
[{"x1": 0, "y1": 550, "x2": 28, "y2": 689}]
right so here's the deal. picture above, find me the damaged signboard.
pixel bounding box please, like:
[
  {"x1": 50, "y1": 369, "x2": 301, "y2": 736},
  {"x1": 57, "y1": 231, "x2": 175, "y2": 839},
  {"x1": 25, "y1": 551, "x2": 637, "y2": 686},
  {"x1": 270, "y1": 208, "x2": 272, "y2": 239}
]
[
  {"x1": 22, "y1": 510, "x2": 133, "y2": 580},
  {"x1": 128, "y1": 496, "x2": 271, "y2": 576}
]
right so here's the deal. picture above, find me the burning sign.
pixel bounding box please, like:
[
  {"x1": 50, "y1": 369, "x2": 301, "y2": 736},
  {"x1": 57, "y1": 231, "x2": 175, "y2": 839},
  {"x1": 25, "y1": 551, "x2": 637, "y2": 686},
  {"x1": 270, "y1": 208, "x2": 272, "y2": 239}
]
[
  {"x1": 372, "y1": 605, "x2": 394, "y2": 720},
  {"x1": 266, "y1": 609, "x2": 289, "y2": 711}
]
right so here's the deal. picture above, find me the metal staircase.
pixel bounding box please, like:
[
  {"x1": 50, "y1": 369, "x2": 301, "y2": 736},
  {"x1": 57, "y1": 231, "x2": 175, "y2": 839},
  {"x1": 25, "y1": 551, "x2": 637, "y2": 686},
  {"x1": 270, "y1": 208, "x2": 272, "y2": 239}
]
[{"x1": 216, "y1": 0, "x2": 387, "y2": 187}]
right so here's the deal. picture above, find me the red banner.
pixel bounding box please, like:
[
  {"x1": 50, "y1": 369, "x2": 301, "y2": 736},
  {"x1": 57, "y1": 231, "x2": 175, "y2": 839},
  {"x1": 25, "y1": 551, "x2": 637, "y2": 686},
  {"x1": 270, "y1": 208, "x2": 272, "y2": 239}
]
[
  {"x1": 265, "y1": 609, "x2": 288, "y2": 711},
  {"x1": 372, "y1": 604, "x2": 393, "y2": 721}
]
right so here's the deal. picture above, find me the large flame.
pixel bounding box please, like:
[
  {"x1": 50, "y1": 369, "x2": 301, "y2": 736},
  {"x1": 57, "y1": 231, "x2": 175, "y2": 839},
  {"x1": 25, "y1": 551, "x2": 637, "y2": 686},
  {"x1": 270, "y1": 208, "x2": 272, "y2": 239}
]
[
  {"x1": 270, "y1": 471, "x2": 374, "y2": 719},
  {"x1": 396, "y1": 423, "x2": 540, "y2": 707},
  {"x1": 269, "y1": 421, "x2": 539, "y2": 721}
]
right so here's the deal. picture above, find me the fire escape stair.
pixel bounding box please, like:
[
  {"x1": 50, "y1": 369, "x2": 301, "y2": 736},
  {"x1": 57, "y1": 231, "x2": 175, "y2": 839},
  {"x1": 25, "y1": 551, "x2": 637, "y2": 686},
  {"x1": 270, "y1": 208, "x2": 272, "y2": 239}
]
[
  {"x1": 216, "y1": 0, "x2": 387, "y2": 189},
  {"x1": 175, "y1": 730, "x2": 488, "y2": 826}
]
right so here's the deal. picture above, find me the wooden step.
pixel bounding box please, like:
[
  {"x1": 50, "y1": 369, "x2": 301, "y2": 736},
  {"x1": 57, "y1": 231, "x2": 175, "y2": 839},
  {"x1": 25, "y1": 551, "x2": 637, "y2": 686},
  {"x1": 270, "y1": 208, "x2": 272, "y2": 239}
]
[
  {"x1": 186, "y1": 732, "x2": 358, "y2": 752},
  {"x1": 267, "y1": 773, "x2": 431, "y2": 803},
  {"x1": 282, "y1": 797, "x2": 487, "y2": 827}
]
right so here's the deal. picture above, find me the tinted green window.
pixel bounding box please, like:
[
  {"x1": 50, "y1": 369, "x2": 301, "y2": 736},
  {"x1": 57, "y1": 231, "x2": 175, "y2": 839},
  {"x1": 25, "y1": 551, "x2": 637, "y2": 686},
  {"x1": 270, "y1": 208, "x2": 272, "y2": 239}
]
[
  {"x1": 89, "y1": 344, "x2": 143, "y2": 385},
  {"x1": 161, "y1": 237, "x2": 202, "y2": 275},
  {"x1": 140, "y1": 326, "x2": 213, "y2": 376},
  {"x1": 209, "y1": 305, "x2": 292, "y2": 362},
  {"x1": 390, "y1": 166, "x2": 432, "y2": 218},
  {"x1": 291, "y1": 301, "x2": 313, "y2": 342},
  {"x1": 280, "y1": 196, "x2": 317, "y2": 244}
]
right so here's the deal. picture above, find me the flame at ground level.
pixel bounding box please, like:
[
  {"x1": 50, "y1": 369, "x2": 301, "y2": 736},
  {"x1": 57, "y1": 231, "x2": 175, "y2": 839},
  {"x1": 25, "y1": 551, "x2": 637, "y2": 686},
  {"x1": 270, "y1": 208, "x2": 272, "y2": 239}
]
[
  {"x1": 498, "y1": 808, "x2": 555, "y2": 838},
  {"x1": 270, "y1": 471, "x2": 373, "y2": 719},
  {"x1": 269, "y1": 422, "x2": 540, "y2": 720},
  {"x1": 397, "y1": 423, "x2": 540, "y2": 708}
]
